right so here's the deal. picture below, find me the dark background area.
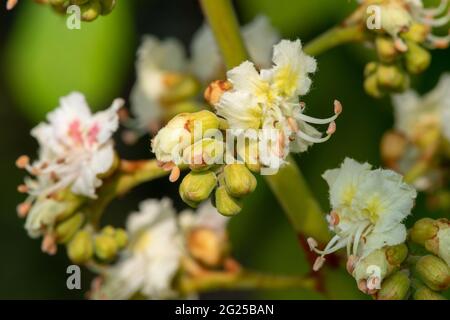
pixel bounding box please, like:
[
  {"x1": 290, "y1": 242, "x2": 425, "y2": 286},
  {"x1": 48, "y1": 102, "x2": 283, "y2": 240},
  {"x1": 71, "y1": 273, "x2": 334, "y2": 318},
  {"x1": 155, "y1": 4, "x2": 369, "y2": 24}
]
[{"x1": 0, "y1": 0, "x2": 448, "y2": 299}]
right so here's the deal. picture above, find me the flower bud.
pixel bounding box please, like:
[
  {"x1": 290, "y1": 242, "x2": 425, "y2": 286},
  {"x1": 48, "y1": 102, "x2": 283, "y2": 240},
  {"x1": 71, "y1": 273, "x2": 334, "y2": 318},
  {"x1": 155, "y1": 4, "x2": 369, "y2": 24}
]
[
  {"x1": 214, "y1": 186, "x2": 242, "y2": 217},
  {"x1": 114, "y1": 228, "x2": 128, "y2": 249},
  {"x1": 376, "y1": 64, "x2": 408, "y2": 92},
  {"x1": 364, "y1": 73, "x2": 383, "y2": 98},
  {"x1": 182, "y1": 138, "x2": 224, "y2": 171},
  {"x1": 376, "y1": 270, "x2": 410, "y2": 300},
  {"x1": 160, "y1": 75, "x2": 200, "y2": 106},
  {"x1": 415, "y1": 255, "x2": 450, "y2": 291},
  {"x1": 179, "y1": 171, "x2": 217, "y2": 206},
  {"x1": 80, "y1": 0, "x2": 102, "y2": 22},
  {"x1": 402, "y1": 23, "x2": 429, "y2": 44},
  {"x1": 413, "y1": 286, "x2": 446, "y2": 300},
  {"x1": 376, "y1": 37, "x2": 398, "y2": 63},
  {"x1": 385, "y1": 243, "x2": 408, "y2": 266},
  {"x1": 187, "y1": 227, "x2": 225, "y2": 267},
  {"x1": 100, "y1": 0, "x2": 116, "y2": 15},
  {"x1": 404, "y1": 41, "x2": 431, "y2": 75},
  {"x1": 204, "y1": 80, "x2": 232, "y2": 105},
  {"x1": 380, "y1": 131, "x2": 407, "y2": 166},
  {"x1": 55, "y1": 212, "x2": 85, "y2": 244},
  {"x1": 410, "y1": 218, "x2": 438, "y2": 246},
  {"x1": 67, "y1": 230, "x2": 94, "y2": 264},
  {"x1": 94, "y1": 234, "x2": 118, "y2": 262},
  {"x1": 101, "y1": 225, "x2": 116, "y2": 237},
  {"x1": 185, "y1": 110, "x2": 220, "y2": 137},
  {"x1": 223, "y1": 164, "x2": 257, "y2": 198}
]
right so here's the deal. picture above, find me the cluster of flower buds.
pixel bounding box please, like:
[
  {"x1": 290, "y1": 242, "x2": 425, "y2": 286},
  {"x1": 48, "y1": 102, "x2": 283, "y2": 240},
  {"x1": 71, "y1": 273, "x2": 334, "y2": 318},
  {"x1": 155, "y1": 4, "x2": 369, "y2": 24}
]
[
  {"x1": 68, "y1": 225, "x2": 128, "y2": 264},
  {"x1": 89, "y1": 199, "x2": 233, "y2": 299},
  {"x1": 349, "y1": 0, "x2": 450, "y2": 97},
  {"x1": 121, "y1": 16, "x2": 280, "y2": 143},
  {"x1": 33, "y1": 0, "x2": 117, "y2": 21},
  {"x1": 381, "y1": 73, "x2": 450, "y2": 191}
]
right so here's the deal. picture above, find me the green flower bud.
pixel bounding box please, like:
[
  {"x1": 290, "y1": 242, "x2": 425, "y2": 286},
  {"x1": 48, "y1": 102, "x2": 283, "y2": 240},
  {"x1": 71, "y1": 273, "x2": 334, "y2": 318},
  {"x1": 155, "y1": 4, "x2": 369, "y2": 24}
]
[
  {"x1": 160, "y1": 75, "x2": 200, "y2": 106},
  {"x1": 80, "y1": 0, "x2": 102, "y2": 22},
  {"x1": 55, "y1": 212, "x2": 84, "y2": 244},
  {"x1": 376, "y1": 64, "x2": 408, "y2": 92},
  {"x1": 410, "y1": 218, "x2": 438, "y2": 246},
  {"x1": 364, "y1": 73, "x2": 384, "y2": 98},
  {"x1": 179, "y1": 171, "x2": 217, "y2": 206},
  {"x1": 223, "y1": 164, "x2": 257, "y2": 198},
  {"x1": 67, "y1": 230, "x2": 94, "y2": 264},
  {"x1": 413, "y1": 286, "x2": 446, "y2": 300},
  {"x1": 415, "y1": 255, "x2": 450, "y2": 291},
  {"x1": 94, "y1": 234, "x2": 118, "y2": 261},
  {"x1": 185, "y1": 110, "x2": 220, "y2": 138},
  {"x1": 114, "y1": 228, "x2": 128, "y2": 249},
  {"x1": 405, "y1": 41, "x2": 431, "y2": 74},
  {"x1": 101, "y1": 225, "x2": 116, "y2": 237},
  {"x1": 99, "y1": 0, "x2": 116, "y2": 15},
  {"x1": 183, "y1": 138, "x2": 224, "y2": 171},
  {"x1": 376, "y1": 271, "x2": 410, "y2": 300},
  {"x1": 376, "y1": 37, "x2": 398, "y2": 63},
  {"x1": 364, "y1": 62, "x2": 378, "y2": 77},
  {"x1": 214, "y1": 186, "x2": 242, "y2": 217},
  {"x1": 402, "y1": 23, "x2": 429, "y2": 44},
  {"x1": 385, "y1": 243, "x2": 408, "y2": 266}
]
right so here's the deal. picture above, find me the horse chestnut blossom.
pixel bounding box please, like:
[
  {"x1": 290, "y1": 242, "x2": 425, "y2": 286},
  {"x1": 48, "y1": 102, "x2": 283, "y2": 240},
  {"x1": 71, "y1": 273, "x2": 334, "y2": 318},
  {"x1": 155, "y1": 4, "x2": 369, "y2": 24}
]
[
  {"x1": 16, "y1": 92, "x2": 123, "y2": 212},
  {"x1": 214, "y1": 39, "x2": 342, "y2": 168},
  {"x1": 307, "y1": 158, "x2": 416, "y2": 274},
  {"x1": 91, "y1": 198, "x2": 229, "y2": 299}
]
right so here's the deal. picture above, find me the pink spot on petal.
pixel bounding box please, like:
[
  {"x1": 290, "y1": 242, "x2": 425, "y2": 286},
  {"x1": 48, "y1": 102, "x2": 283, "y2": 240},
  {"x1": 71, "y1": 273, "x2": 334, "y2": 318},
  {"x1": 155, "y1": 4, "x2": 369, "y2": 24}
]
[
  {"x1": 87, "y1": 123, "x2": 100, "y2": 146},
  {"x1": 68, "y1": 120, "x2": 83, "y2": 145}
]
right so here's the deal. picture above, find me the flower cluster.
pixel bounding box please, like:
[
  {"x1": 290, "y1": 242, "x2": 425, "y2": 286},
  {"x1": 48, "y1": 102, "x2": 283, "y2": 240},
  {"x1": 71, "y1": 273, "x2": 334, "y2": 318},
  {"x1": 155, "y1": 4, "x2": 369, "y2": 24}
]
[
  {"x1": 307, "y1": 158, "x2": 416, "y2": 294},
  {"x1": 381, "y1": 73, "x2": 450, "y2": 191},
  {"x1": 16, "y1": 92, "x2": 123, "y2": 253},
  {"x1": 211, "y1": 39, "x2": 342, "y2": 170},
  {"x1": 90, "y1": 198, "x2": 230, "y2": 300},
  {"x1": 352, "y1": 0, "x2": 450, "y2": 97},
  {"x1": 123, "y1": 16, "x2": 280, "y2": 142}
]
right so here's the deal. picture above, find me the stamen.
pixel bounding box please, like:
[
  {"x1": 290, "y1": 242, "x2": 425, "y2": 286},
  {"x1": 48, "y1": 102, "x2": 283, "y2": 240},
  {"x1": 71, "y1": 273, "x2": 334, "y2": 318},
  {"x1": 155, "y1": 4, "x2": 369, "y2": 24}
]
[
  {"x1": 313, "y1": 256, "x2": 326, "y2": 271},
  {"x1": 169, "y1": 166, "x2": 181, "y2": 183},
  {"x1": 419, "y1": 13, "x2": 450, "y2": 27},
  {"x1": 17, "y1": 202, "x2": 31, "y2": 218},
  {"x1": 420, "y1": 0, "x2": 449, "y2": 17},
  {"x1": 296, "y1": 130, "x2": 332, "y2": 144},
  {"x1": 161, "y1": 161, "x2": 175, "y2": 172},
  {"x1": 394, "y1": 38, "x2": 408, "y2": 52},
  {"x1": 326, "y1": 122, "x2": 336, "y2": 135},
  {"x1": 6, "y1": 0, "x2": 18, "y2": 10},
  {"x1": 287, "y1": 117, "x2": 299, "y2": 132},
  {"x1": 17, "y1": 184, "x2": 28, "y2": 193},
  {"x1": 329, "y1": 210, "x2": 340, "y2": 226},
  {"x1": 334, "y1": 100, "x2": 343, "y2": 115},
  {"x1": 307, "y1": 237, "x2": 318, "y2": 251},
  {"x1": 41, "y1": 233, "x2": 57, "y2": 256},
  {"x1": 426, "y1": 32, "x2": 450, "y2": 48},
  {"x1": 15, "y1": 155, "x2": 30, "y2": 169},
  {"x1": 346, "y1": 255, "x2": 359, "y2": 274}
]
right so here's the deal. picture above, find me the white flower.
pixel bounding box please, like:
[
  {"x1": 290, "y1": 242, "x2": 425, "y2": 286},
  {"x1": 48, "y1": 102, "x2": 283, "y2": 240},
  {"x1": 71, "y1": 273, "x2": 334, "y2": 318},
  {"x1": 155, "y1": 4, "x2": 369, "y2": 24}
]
[
  {"x1": 21, "y1": 92, "x2": 123, "y2": 199},
  {"x1": 190, "y1": 15, "x2": 280, "y2": 83},
  {"x1": 308, "y1": 158, "x2": 416, "y2": 270},
  {"x1": 95, "y1": 198, "x2": 182, "y2": 300},
  {"x1": 392, "y1": 73, "x2": 450, "y2": 142},
  {"x1": 130, "y1": 36, "x2": 188, "y2": 133},
  {"x1": 179, "y1": 201, "x2": 229, "y2": 236},
  {"x1": 215, "y1": 39, "x2": 340, "y2": 167}
]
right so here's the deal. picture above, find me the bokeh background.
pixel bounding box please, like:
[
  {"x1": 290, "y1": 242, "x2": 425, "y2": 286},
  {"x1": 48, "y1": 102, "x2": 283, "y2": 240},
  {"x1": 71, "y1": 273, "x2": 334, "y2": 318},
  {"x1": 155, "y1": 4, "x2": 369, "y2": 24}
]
[{"x1": 0, "y1": 0, "x2": 448, "y2": 299}]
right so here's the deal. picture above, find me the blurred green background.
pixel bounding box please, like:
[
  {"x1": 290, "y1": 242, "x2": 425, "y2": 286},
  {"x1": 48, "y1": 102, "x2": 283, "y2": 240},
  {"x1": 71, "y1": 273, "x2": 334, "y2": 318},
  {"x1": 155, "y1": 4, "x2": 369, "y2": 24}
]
[{"x1": 0, "y1": 0, "x2": 448, "y2": 299}]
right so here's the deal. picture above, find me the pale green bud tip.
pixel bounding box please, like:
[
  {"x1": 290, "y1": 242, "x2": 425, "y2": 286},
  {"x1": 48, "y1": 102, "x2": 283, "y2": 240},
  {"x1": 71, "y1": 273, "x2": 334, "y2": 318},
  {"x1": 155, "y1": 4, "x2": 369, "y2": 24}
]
[
  {"x1": 67, "y1": 230, "x2": 94, "y2": 264},
  {"x1": 215, "y1": 186, "x2": 242, "y2": 217},
  {"x1": 185, "y1": 110, "x2": 220, "y2": 134},
  {"x1": 179, "y1": 171, "x2": 217, "y2": 206},
  {"x1": 376, "y1": 271, "x2": 410, "y2": 300},
  {"x1": 94, "y1": 234, "x2": 118, "y2": 261},
  {"x1": 223, "y1": 164, "x2": 257, "y2": 198},
  {"x1": 410, "y1": 218, "x2": 438, "y2": 246},
  {"x1": 413, "y1": 286, "x2": 447, "y2": 300},
  {"x1": 55, "y1": 213, "x2": 85, "y2": 244},
  {"x1": 405, "y1": 41, "x2": 431, "y2": 75},
  {"x1": 415, "y1": 255, "x2": 450, "y2": 291}
]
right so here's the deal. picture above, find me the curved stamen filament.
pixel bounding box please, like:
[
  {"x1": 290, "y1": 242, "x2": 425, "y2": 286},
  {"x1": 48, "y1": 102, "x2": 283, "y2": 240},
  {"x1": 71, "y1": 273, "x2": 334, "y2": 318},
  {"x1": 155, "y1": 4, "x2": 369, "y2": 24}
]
[
  {"x1": 418, "y1": 13, "x2": 450, "y2": 27},
  {"x1": 420, "y1": 0, "x2": 448, "y2": 17}
]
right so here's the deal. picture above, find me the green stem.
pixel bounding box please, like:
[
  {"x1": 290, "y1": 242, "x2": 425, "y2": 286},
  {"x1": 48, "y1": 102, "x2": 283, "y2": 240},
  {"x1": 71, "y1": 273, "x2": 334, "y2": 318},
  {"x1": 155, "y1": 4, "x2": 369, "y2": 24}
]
[
  {"x1": 178, "y1": 271, "x2": 316, "y2": 295},
  {"x1": 87, "y1": 159, "x2": 169, "y2": 225},
  {"x1": 199, "y1": 0, "x2": 249, "y2": 69},
  {"x1": 303, "y1": 25, "x2": 366, "y2": 56}
]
